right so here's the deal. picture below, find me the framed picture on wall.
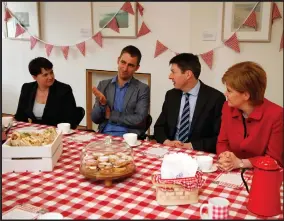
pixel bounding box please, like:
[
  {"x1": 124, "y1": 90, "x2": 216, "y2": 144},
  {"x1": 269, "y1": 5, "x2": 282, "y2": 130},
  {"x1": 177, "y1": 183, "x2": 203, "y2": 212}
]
[
  {"x1": 91, "y1": 2, "x2": 137, "y2": 38},
  {"x1": 5, "y1": 2, "x2": 40, "y2": 40},
  {"x1": 222, "y1": 2, "x2": 272, "y2": 42}
]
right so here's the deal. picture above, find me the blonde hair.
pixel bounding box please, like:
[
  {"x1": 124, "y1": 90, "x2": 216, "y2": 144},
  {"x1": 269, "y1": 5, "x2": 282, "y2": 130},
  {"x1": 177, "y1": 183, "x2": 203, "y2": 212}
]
[{"x1": 222, "y1": 61, "x2": 267, "y2": 106}]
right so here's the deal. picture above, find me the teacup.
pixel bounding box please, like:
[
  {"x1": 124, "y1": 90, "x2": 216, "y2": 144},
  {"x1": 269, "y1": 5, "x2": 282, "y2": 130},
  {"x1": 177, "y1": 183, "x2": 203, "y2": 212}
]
[
  {"x1": 57, "y1": 123, "x2": 70, "y2": 134},
  {"x1": 123, "y1": 133, "x2": 137, "y2": 146},
  {"x1": 2, "y1": 116, "x2": 13, "y2": 127},
  {"x1": 200, "y1": 197, "x2": 229, "y2": 219},
  {"x1": 196, "y1": 155, "x2": 213, "y2": 171}
]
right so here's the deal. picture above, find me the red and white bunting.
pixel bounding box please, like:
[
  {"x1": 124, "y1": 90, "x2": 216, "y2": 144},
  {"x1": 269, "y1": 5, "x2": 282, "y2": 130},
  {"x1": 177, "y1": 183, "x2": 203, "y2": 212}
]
[
  {"x1": 61, "y1": 46, "x2": 69, "y2": 60},
  {"x1": 137, "y1": 2, "x2": 144, "y2": 16},
  {"x1": 92, "y1": 32, "x2": 103, "y2": 48},
  {"x1": 224, "y1": 33, "x2": 240, "y2": 53},
  {"x1": 107, "y1": 17, "x2": 119, "y2": 33},
  {"x1": 76, "y1": 42, "x2": 86, "y2": 56},
  {"x1": 30, "y1": 36, "x2": 38, "y2": 50},
  {"x1": 137, "y1": 22, "x2": 150, "y2": 37},
  {"x1": 200, "y1": 50, "x2": 214, "y2": 69},
  {"x1": 4, "y1": 8, "x2": 12, "y2": 22},
  {"x1": 45, "y1": 44, "x2": 53, "y2": 57},
  {"x1": 121, "y1": 2, "x2": 134, "y2": 15},
  {"x1": 272, "y1": 2, "x2": 282, "y2": 24},
  {"x1": 154, "y1": 40, "x2": 168, "y2": 58},
  {"x1": 243, "y1": 11, "x2": 257, "y2": 30},
  {"x1": 15, "y1": 23, "x2": 26, "y2": 37},
  {"x1": 280, "y1": 33, "x2": 283, "y2": 52}
]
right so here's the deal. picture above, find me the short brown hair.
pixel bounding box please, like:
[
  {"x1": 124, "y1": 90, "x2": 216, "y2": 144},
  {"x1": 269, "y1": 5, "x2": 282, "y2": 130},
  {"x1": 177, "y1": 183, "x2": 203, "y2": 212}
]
[
  {"x1": 222, "y1": 61, "x2": 267, "y2": 106},
  {"x1": 120, "y1": 45, "x2": 142, "y2": 66}
]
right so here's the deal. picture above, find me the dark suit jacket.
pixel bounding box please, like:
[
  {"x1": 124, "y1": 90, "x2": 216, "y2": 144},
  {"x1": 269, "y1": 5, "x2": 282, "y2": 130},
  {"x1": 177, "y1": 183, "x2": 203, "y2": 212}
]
[
  {"x1": 91, "y1": 77, "x2": 150, "y2": 136},
  {"x1": 154, "y1": 81, "x2": 226, "y2": 153},
  {"x1": 15, "y1": 80, "x2": 79, "y2": 129}
]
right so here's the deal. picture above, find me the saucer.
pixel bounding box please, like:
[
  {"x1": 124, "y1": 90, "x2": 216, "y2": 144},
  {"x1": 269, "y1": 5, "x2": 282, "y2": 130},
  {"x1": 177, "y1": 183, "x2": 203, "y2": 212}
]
[
  {"x1": 201, "y1": 164, "x2": 218, "y2": 173},
  {"x1": 56, "y1": 129, "x2": 75, "y2": 135},
  {"x1": 125, "y1": 140, "x2": 142, "y2": 147}
]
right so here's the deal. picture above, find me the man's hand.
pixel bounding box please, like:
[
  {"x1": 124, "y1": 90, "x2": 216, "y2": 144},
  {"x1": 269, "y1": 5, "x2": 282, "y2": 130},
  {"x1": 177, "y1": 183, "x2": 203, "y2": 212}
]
[
  {"x1": 163, "y1": 140, "x2": 193, "y2": 149},
  {"x1": 105, "y1": 106, "x2": 111, "y2": 119},
  {"x1": 163, "y1": 139, "x2": 183, "y2": 147},
  {"x1": 92, "y1": 86, "x2": 107, "y2": 105},
  {"x1": 176, "y1": 142, "x2": 193, "y2": 149}
]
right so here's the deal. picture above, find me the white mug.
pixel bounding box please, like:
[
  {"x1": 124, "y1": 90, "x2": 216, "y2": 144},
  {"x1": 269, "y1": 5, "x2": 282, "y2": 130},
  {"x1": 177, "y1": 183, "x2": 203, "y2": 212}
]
[
  {"x1": 200, "y1": 197, "x2": 229, "y2": 219},
  {"x1": 57, "y1": 123, "x2": 70, "y2": 134},
  {"x1": 123, "y1": 133, "x2": 137, "y2": 146},
  {"x1": 37, "y1": 212, "x2": 63, "y2": 219},
  {"x1": 2, "y1": 116, "x2": 13, "y2": 127},
  {"x1": 196, "y1": 155, "x2": 213, "y2": 171}
]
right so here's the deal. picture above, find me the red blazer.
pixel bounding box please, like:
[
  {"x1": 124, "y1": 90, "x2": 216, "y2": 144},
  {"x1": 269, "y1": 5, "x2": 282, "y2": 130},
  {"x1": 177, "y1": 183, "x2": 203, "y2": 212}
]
[{"x1": 217, "y1": 99, "x2": 283, "y2": 167}]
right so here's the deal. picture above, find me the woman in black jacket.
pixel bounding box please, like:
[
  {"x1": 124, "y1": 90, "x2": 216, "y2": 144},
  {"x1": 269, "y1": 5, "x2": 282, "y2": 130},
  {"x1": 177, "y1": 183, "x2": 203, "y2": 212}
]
[{"x1": 15, "y1": 57, "x2": 80, "y2": 129}]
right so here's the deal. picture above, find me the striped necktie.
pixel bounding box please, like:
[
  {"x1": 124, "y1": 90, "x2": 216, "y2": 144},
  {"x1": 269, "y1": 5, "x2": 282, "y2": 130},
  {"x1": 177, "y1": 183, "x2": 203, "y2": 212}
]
[{"x1": 178, "y1": 93, "x2": 190, "y2": 142}]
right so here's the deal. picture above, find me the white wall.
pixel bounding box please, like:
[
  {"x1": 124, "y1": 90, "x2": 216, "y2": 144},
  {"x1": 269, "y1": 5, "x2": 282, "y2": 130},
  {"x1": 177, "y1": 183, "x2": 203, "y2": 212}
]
[{"x1": 2, "y1": 2, "x2": 283, "y2": 134}]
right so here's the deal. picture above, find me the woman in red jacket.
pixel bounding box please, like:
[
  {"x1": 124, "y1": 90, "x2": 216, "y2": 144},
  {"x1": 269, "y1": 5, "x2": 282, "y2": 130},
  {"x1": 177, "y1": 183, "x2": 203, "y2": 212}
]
[{"x1": 217, "y1": 61, "x2": 283, "y2": 171}]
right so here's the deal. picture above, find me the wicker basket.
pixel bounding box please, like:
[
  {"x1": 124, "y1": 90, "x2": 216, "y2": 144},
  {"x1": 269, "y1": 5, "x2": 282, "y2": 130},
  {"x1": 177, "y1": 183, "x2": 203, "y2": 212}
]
[{"x1": 152, "y1": 172, "x2": 204, "y2": 206}]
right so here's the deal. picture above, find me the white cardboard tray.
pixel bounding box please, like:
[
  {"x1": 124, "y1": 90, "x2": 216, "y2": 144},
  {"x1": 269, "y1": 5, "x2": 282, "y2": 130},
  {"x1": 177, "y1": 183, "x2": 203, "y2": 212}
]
[
  {"x1": 2, "y1": 131, "x2": 62, "y2": 158},
  {"x1": 2, "y1": 142, "x2": 63, "y2": 173}
]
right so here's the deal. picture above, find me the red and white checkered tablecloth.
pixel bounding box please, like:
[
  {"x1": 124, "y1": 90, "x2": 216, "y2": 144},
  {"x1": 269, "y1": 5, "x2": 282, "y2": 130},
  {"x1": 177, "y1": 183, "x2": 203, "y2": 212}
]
[{"x1": 2, "y1": 122, "x2": 283, "y2": 219}]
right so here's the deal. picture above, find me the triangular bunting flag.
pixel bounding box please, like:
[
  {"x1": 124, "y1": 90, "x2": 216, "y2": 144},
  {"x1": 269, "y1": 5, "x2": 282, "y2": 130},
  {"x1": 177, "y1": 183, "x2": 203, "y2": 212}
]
[
  {"x1": 243, "y1": 11, "x2": 257, "y2": 30},
  {"x1": 121, "y1": 2, "x2": 134, "y2": 15},
  {"x1": 61, "y1": 46, "x2": 69, "y2": 60},
  {"x1": 137, "y1": 2, "x2": 144, "y2": 16},
  {"x1": 154, "y1": 40, "x2": 168, "y2": 58},
  {"x1": 200, "y1": 50, "x2": 214, "y2": 69},
  {"x1": 76, "y1": 42, "x2": 86, "y2": 56},
  {"x1": 280, "y1": 33, "x2": 283, "y2": 52},
  {"x1": 272, "y1": 2, "x2": 282, "y2": 24},
  {"x1": 107, "y1": 17, "x2": 119, "y2": 33},
  {"x1": 45, "y1": 44, "x2": 53, "y2": 57},
  {"x1": 4, "y1": 8, "x2": 12, "y2": 22},
  {"x1": 15, "y1": 23, "x2": 25, "y2": 37},
  {"x1": 92, "y1": 32, "x2": 103, "y2": 47},
  {"x1": 137, "y1": 22, "x2": 150, "y2": 37},
  {"x1": 30, "y1": 36, "x2": 38, "y2": 50},
  {"x1": 224, "y1": 33, "x2": 240, "y2": 53}
]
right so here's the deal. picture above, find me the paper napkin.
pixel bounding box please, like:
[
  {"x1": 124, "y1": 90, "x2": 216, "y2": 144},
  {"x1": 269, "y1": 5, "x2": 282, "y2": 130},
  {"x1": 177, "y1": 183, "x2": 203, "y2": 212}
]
[
  {"x1": 2, "y1": 204, "x2": 47, "y2": 219},
  {"x1": 144, "y1": 147, "x2": 169, "y2": 158},
  {"x1": 214, "y1": 172, "x2": 250, "y2": 189},
  {"x1": 69, "y1": 134, "x2": 94, "y2": 142}
]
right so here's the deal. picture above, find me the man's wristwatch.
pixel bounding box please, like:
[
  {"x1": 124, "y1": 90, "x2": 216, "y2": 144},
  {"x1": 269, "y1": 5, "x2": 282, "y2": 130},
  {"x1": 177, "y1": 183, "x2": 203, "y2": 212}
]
[{"x1": 239, "y1": 159, "x2": 244, "y2": 169}]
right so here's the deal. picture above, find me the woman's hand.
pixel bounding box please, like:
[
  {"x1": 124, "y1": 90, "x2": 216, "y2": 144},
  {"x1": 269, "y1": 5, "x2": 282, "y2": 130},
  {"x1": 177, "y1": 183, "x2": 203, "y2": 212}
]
[{"x1": 217, "y1": 151, "x2": 242, "y2": 172}]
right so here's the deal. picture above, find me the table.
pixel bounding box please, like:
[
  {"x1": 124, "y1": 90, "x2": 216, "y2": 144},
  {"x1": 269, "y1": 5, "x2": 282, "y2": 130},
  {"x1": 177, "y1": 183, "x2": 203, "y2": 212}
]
[{"x1": 2, "y1": 122, "x2": 283, "y2": 219}]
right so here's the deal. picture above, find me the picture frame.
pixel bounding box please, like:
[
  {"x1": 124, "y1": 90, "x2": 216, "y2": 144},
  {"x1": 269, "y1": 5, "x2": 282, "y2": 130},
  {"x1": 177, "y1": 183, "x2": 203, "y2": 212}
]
[
  {"x1": 91, "y1": 2, "x2": 137, "y2": 38},
  {"x1": 5, "y1": 2, "x2": 40, "y2": 40},
  {"x1": 222, "y1": 2, "x2": 272, "y2": 42}
]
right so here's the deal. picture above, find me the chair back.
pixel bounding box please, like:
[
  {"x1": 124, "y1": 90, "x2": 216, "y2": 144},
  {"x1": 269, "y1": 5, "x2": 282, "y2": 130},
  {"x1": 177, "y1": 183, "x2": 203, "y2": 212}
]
[
  {"x1": 145, "y1": 114, "x2": 152, "y2": 133},
  {"x1": 138, "y1": 114, "x2": 152, "y2": 140},
  {"x1": 73, "y1": 106, "x2": 85, "y2": 129}
]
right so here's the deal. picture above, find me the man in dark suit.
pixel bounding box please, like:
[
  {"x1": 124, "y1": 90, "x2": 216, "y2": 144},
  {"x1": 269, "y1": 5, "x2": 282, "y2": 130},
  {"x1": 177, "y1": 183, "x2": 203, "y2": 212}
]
[
  {"x1": 154, "y1": 53, "x2": 226, "y2": 153},
  {"x1": 91, "y1": 45, "x2": 150, "y2": 137}
]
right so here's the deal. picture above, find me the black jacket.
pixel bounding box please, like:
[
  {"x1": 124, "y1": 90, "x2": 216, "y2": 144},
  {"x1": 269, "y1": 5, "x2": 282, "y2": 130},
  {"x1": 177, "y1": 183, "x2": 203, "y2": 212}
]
[
  {"x1": 154, "y1": 81, "x2": 226, "y2": 153},
  {"x1": 15, "y1": 80, "x2": 79, "y2": 129}
]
